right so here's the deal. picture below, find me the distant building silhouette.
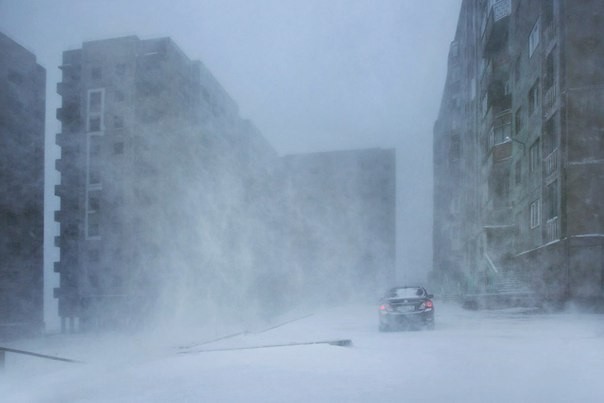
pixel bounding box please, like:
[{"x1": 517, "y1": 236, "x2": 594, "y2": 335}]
[
  {"x1": 0, "y1": 32, "x2": 46, "y2": 339},
  {"x1": 281, "y1": 148, "x2": 396, "y2": 299},
  {"x1": 433, "y1": 0, "x2": 604, "y2": 307}
]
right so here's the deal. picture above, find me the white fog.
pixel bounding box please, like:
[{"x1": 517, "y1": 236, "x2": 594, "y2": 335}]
[{"x1": 1, "y1": 0, "x2": 603, "y2": 402}]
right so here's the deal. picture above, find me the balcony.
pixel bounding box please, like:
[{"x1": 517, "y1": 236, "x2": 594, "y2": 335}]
[
  {"x1": 54, "y1": 183, "x2": 65, "y2": 197},
  {"x1": 56, "y1": 82, "x2": 77, "y2": 96},
  {"x1": 482, "y1": 0, "x2": 512, "y2": 56},
  {"x1": 56, "y1": 103, "x2": 80, "y2": 123},
  {"x1": 55, "y1": 132, "x2": 68, "y2": 147},
  {"x1": 492, "y1": 140, "x2": 512, "y2": 162},
  {"x1": 493, "y1": 0, "x2": 512, "y2": 20},
  {"x1": 544, "y1": 148, "x2": 559, "y2": 181},
  {"x1": 487, "y1": 79, "x2": 512, "y2": 111},
  {"x1": 55, "y1": 158, "x2": 64, "y2": 172},
  {"x1": 543, "y1": 82, "x2": 558, "y2": 119},
  {"x1": 486, "y1": 111, "x2": 512, "y2": 159},
  {"x1": 546, "y1": 216, "x2": 560, "y2": 242}
]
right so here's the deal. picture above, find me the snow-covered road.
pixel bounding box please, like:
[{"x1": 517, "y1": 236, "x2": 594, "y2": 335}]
[{"x1": 2, "y1": 302, "x2": 604, "y2": 402}]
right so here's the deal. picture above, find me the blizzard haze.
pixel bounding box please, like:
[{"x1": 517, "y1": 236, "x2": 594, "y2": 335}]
[
  {"x1": 1, "y1": 0, "x2": 458, "y2": 379},
  {"x1": 0, "y1": 1, "x2": 461, "y2": 308},
  {"x1": 2, "y1": 3, "x2": 604, "y2": 402}
]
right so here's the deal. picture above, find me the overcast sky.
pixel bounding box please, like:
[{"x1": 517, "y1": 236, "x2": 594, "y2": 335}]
[{"x1": 0, "y1": 0, "x2": 461, "y2": 290}]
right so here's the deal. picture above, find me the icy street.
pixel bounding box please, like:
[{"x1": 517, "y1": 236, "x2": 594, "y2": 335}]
[{"x1": 1, "y1": 302, "x2": 604, "y2": 403}]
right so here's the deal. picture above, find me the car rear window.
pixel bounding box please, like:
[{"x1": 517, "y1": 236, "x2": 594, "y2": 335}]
[{"x1": 389, "y1": 288, "x2": 424, "y2": 298}]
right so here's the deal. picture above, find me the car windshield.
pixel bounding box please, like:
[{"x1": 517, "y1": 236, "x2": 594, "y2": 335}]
[{"x1": 389, "y1": 287, "x2": 424, "y2": 298}]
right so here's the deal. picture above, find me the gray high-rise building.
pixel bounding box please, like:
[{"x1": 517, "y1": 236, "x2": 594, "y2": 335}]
[
  {"x1": 0, "y1": 32, "x2": 46, "y2": 338},
  {"x1": 433, "y1": 0, "x2": 604, "y2": 307},
  {"x1": 54, "y1": 36, "x2": 280, "y2": 330}
]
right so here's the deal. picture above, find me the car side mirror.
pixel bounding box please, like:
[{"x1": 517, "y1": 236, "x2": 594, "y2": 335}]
[{"x1": 427, "y1": 294, "x2": 434, "y2": 299}]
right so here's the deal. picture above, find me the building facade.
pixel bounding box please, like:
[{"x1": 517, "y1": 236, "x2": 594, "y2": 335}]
[
  {"x1": 0, "y1": 32, "x2": 46, "y2": 338},
  {"x1": 434, "y1": 0, "x2": 604, "y2": 306},
  {"x1": 54, "y1": 36, "x2": 282, "y2": 330}
]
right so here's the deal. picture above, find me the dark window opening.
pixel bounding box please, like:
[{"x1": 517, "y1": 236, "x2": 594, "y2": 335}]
[
  {"x1": 528, "y1": 80, "x2": 540, "y2": 116},
  {"x1": 529, "y1": 139, "x2": 541, "y2": 173},
  {"x1": 114, "y1": 142, "x2": 124, "y2": 155},
  {"x1": 544, "y1": 49, "x2": 555, "y2": 90}
]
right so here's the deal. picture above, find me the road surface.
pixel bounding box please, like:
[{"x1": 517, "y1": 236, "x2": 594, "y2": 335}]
[{"x1": 1, "y1": 302, "x2": 603, "y2": 402}]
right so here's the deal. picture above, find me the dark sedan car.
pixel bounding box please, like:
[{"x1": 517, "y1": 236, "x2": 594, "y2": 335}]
[{"x1": 378, "y1": 286, "x2": 435, "y2": 331}]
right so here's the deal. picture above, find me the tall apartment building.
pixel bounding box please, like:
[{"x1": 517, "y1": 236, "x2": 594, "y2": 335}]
[
  {"x1": 0, "y1": 32, "x2": 46, "y2": 338},
  {"x1": 54, "y1": 36, "x2": 280, "y2": 330},
  {"x1": 434, "y1": 0, "x2": 604, "y2": 306},
  {"x1": 55, "y1": 35, "x2": 399, "y2": 331},
  {"x1": 281, "y1": 148, "x2": 396, "y2": 301}
]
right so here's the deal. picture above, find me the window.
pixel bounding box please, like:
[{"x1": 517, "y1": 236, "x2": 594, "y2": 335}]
[
  {"x1": 89, "y1": 91, "x2": 102, "y2": 113},
  {"x1": 515, "y1": 159, "x2": 522, "y2": 185},
  {"x1": 546, "y1": 180, "x2": 558, "y2": 219},
  {"x1": 529, "y1": 139, "x2": 541, "y2": 173},
  {"x1": 543, "y1": 116, "x2": 557, "y2": 155},
  {"x1": 86, "y1": 188, "x2": 101, "y2": 240},
  {"x1": 529, "y1": 18, "x2": 540, "y2": 57},
  {"x1": 88, "y1": 191, "x2": 100, "y2": 212},
  {"x1": 450, "y1": 41, "x2": 459, "y2": 58},
  {"x1": 87, "y1": 89, "x2": 104, "y2": 132},
  {"x1": 530, "y1": 199, "x2": 541, "y2": 229},
  {"x1": 87, "y1": 212, "x2": 100, "y2": 238},
  {"x1": 528, "y1": 79, "x2": 540, "y2": 115},
  {"x1": 544, "y1": 49, "x2": 555, "y2": 90},
  {"x1": 88, "y1": 117, "x2": 101, "y2": 132},
  {"x1": 504, "y1": 80, "x2": 511, "y2": 96},
  {"x1": 544, "y1": 0, "x2": 554, "y2": 26}
]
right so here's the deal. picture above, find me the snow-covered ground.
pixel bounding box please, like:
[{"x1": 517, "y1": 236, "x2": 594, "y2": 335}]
[{"x1": 1, "y1": 302, "x2": 603, "y2": 402}]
